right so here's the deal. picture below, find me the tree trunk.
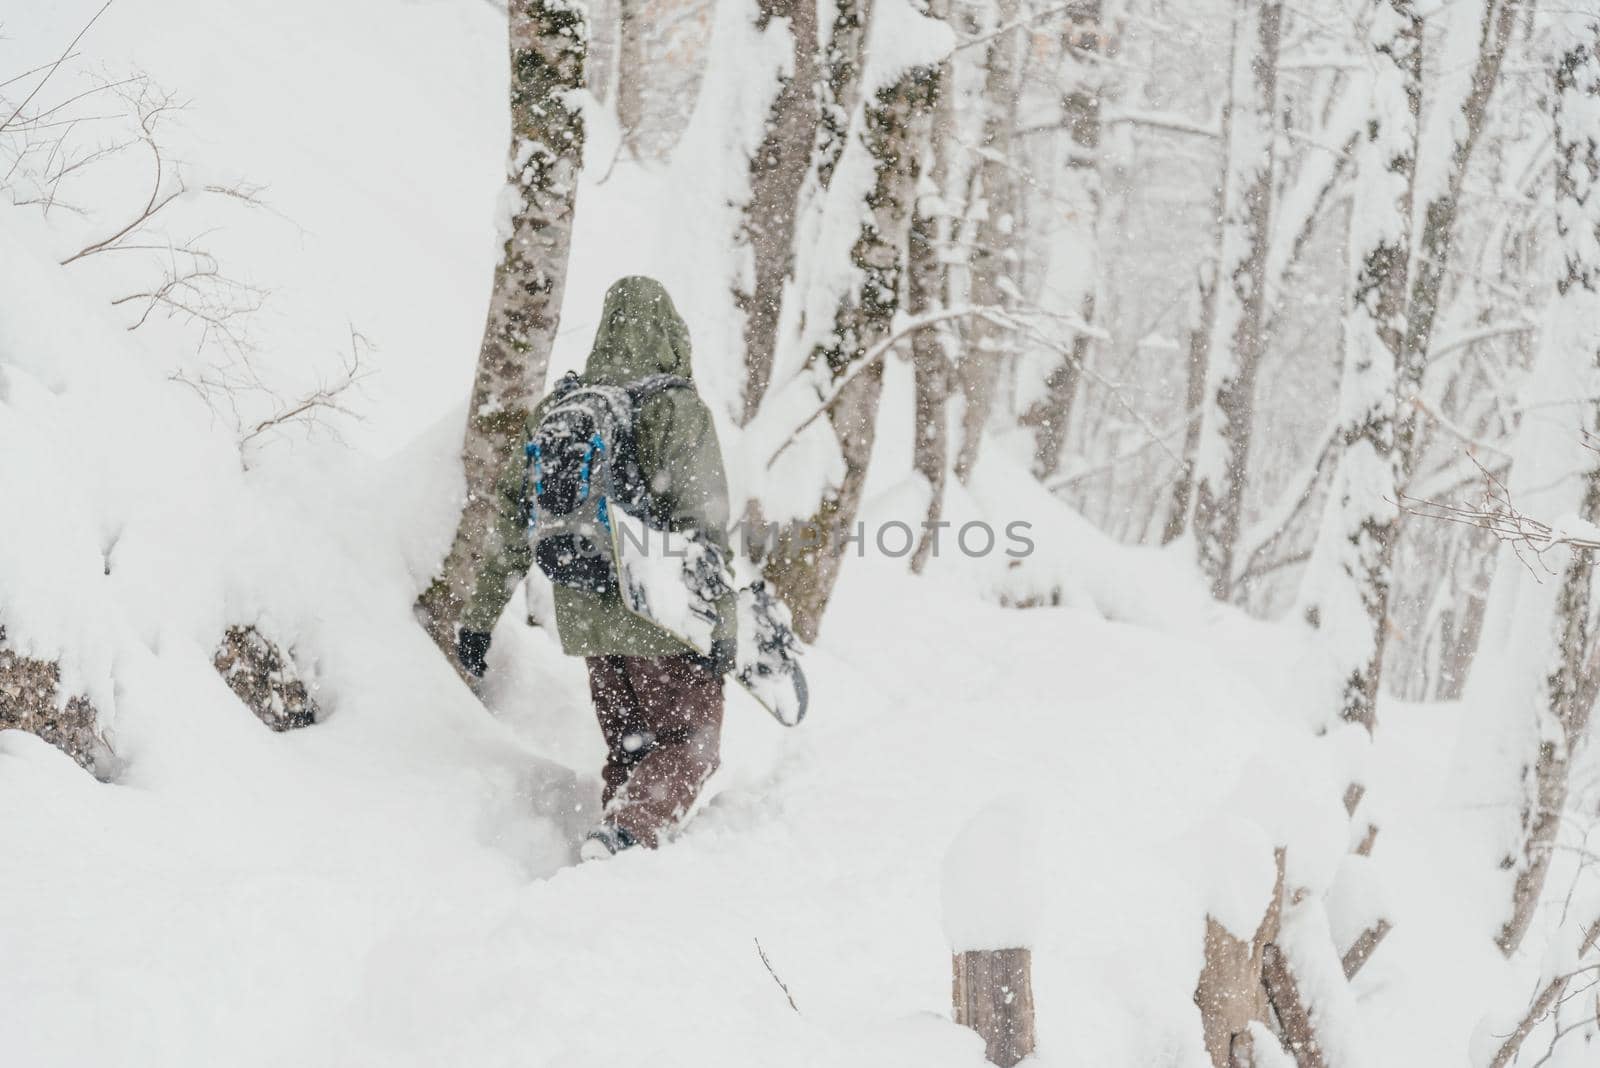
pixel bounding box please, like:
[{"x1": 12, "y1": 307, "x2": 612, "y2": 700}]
[
  {"x1": 1163, "y1": 234, "x2": 1221, "y2": 546},
  {"x1": 1490, "y1": 920, "x2": 1600, "y2": 1067},
  {"x1": 416, "y1": 0, "x2": 586, "y2": 655},
  {"x1": 1294, "y1": 0, "x2": 1420, "y2": 733},
  {"x1": 1195, "y1": 848, "x2": 1285, "y2": 1068},
  {"x1": 764, "y1": 65, "x2": 942, "y2": 640},
  {"x1": 1494, "y1": 18, "x2": 1600, "y2": 957},
  {"x1": 614, "y1": 0, "x2": 645, "y2": 159},
  {"x1": 815, "y1": 0, "x2": 873, "y2": 192},
  {"x1": 1023, "y1": 1, "x2": 1105, "y2": 483},
  {"x1": 1259, "y1": 941, "x2": 1327, "y2": 1068},
  {"x1": 1189, "y1": 0, "x2": 1283, "y2": 601},
  {"x1": 952, "y1": 0, "x2": 1023, "y2": 484},
  {"x1": 909, "y1": 32, "x2": 956, "y2": 573},
  {"x1": 736, "y1": 0, "x2": 821, "y2": 422},
  {"x1": 1395, "y1": 0, "x2": 1521, "y2": 464}
]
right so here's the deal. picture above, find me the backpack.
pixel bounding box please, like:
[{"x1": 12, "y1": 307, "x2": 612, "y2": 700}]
[{"x1": 524, "y1": 371, "x2": 692, "y2": 592}]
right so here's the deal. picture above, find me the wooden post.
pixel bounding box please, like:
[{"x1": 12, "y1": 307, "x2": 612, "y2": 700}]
[{"x1": 952, "y1": 947, "x2": 1036, "y2": 1067}]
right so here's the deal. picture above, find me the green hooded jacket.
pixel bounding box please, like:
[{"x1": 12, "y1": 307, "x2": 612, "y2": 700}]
[{"x1": 462, "y1": 276, "x2": 736, "y2": 658}]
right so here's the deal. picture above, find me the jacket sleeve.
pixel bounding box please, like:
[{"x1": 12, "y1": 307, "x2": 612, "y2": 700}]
[
  {"x1": 460, "y1": 437, "x2": 535, "y2": 634},
  {"x1": 638, "y1": 389, "x2": 737, "y2": 645}
]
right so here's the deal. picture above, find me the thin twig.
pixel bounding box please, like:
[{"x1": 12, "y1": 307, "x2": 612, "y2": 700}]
[
  {"x1": 0, "y1": 0, "x2": 115, "y2": 134},
  {"x1": 754, "y1": 938, "x2": 800, "y2": 1014},
  {"x1": 764, "y1": 305, "x2": 1005, "y2": 467},
  {"x1": 1399, "y1": 454, "x2": 1600, "y2": 577}
]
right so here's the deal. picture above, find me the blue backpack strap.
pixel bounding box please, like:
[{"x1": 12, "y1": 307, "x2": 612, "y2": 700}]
[
  {"x1": 578, "y1": 432, "x2": 604, "y2": 501},
  {"x1": 522, "y1": 441, "x2": 543, "y2": 529}
]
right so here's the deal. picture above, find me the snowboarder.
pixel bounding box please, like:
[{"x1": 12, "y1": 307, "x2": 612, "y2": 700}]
[{"x1": 455, "y1": 276, "x2": 736, "y2": 861}]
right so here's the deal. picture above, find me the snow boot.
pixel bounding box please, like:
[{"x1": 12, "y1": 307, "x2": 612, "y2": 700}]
[{"x1": 579, "y1": 822, "x2": 637, "y2": 862}]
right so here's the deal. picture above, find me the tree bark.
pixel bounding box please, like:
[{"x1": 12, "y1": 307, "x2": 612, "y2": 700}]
[
  {"x1": 0, "y1": 625, "x2": 105, "y2": 773},
  {"x1": 736, "y1": 0, "x2": 821, "y2": 422},
  {"x1": 815, "y1": 0, "x2": 873, "y2": 192},
  {"x1": 1490, "y1": 920, "x2": 1600, "y2": 1068},
  {"x1": 951, "y1": 0, "x2": 1023, "y2": 484},
  {"x1": 1194, "y1": 848, "x2": 1285, "y2": 1068},
  {"x1": 416, "y1": 0, "x2": 586, "y2": 655},
  {"x1": 909, "y1": 35, "x2": 955, "y2": 573},
  {"x1": 1396, "y1": 0, "x2": 1521, "y2": 462},
  {"x1": 1021, "y1": 3, "x2": 1106, "y2": 483},
  {"x1": 764, "y1": 64, "x2": 942, "y2": 640},
  {"x1": 1495, "y1": 17, "x2": 1600, "y2": 956},
  {"x1": 213, "y1": 625, "x2": 318, "y2": 732},
  {"x1": 1163, "y1": 249, "x2": 1220, "y2": 545},
  {"x1": 1260, "y1": 942, "x2": 1327, "y2": 1068},
  {"x1": 1294, "y1": 0, "x2": 1420, "y2": 733},
  {"x1": 1189, "y1": 0, "x2": 1283, "y2": 601},
  {"x1": 614, "y1": 0, "x2": 645, "y2": 159},
  {"x1": 1339, "y1": 918, "x2": 1392, "y2": 979}
]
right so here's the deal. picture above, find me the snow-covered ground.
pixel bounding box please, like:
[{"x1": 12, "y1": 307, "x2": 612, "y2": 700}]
[{"x1": 0, "y1": 2, "x2": 1566, "y2": 1065}]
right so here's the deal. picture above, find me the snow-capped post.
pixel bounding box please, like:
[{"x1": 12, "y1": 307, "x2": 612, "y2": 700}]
[{"x1": 942, "y1": 798, "x2": 1039, "y2": 1067}]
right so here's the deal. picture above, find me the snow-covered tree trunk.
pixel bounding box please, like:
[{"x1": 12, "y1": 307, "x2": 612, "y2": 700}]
[
  {"x1": 764, "y1": 29, "x2": 944, "y2": 640},
  {"x1": 1019, "y1": 5, "x2": 1110, "y2": 483},
  {"x1": 417, "y1": 0, "x2": 586, "y2": 654},
  {"x1": 1396, "y1": 0, "x2": 1521, "y2": 468},
  {"x1": 909, "y1": 21, "x2": 956, "y2": 572},
  {"x1": 951, "y1": 0, "x2": 1022, "y2": 484},
  {"x1": 736, "y1": 0, "x2": 821, "y2": 422},
  {"x1": 1163, "y1": 222, "x2": 1222, "y2": 545},
  {"x1": 1194, "y1": 848, "x2": 1286, "y2": 1067},
  {"x1": 815, "y1": 0, "x2": 873, "y2": 193},
  {"x1": 614, "y1": 0, "x2": 645, "y2": 159},
  {"x1": 1489, "y1": 18, "x2": 1600, "y2": 957},
  {"x1": 908, "y1": 195, "x2": 950, "y2": 573},
  {"x1": 1189, "y1": 0, "x2": 1282, "y2": 601},
  {"x1": 1173, "y1": 58, "x2": 1365, "y2": 552},
  {"x1": 1295, "y1": 0, "x2": 1420, "y2": 734}
]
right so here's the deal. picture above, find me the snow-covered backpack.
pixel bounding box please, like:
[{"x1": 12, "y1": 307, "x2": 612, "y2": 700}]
[{"x1": 524, "y1": 371, "x2": 691, "y2": 592}]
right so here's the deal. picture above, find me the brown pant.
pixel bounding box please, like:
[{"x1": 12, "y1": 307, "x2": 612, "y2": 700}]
[{"x1": 585, "y1": 653, "x2": 724, "y2": 848}]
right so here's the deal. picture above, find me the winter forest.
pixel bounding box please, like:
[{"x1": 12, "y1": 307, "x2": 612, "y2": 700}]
[{"x1": 4, "y1": 0, "x2": 1600, "y2": 1063}]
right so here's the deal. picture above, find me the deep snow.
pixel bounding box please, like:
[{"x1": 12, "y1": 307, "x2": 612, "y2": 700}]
[{"x1": 0, "y1": 1, "x2": 1575, "y2": 1065}]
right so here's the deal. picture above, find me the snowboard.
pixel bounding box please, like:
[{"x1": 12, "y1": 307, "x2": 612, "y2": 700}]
[{"x1": 608, "y1": 506, "x2": 808, "y2": 727}]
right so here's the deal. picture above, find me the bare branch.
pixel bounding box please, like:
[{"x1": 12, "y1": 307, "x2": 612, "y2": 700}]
[
  {"x1": 237, "y1": 327, "x2": 372, "y2": 449},
  {"x1": 0, "y1": 0, "x2": 114, "y2": 134},
  {"x1": 1399, "y1": 454, "x2": 1600, "y2": 576},
  {"x1": 754, "y1": 938, "x2": 800, "y2": 1014},
  {"x1": 1489, "y1": 920, "x2": 1600, "y2": 1068}
]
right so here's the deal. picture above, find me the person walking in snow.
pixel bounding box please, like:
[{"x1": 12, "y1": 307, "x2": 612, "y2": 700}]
[{"x1": 454, "y1": 276, "x2": 736, "y2": 861}]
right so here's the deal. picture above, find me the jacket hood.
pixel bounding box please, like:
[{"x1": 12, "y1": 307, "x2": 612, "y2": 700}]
[{"x1": 583, "y1": 276, "x2": 693, "y2": 385}]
